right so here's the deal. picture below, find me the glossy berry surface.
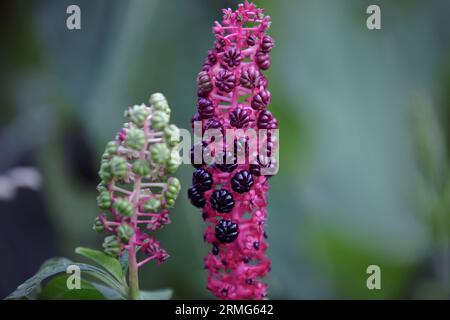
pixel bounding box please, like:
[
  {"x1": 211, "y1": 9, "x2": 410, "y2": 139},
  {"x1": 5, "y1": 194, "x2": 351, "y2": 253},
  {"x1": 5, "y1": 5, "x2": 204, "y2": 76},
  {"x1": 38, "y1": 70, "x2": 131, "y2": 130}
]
[
  {"x1": 215, "y1": 219, "x2": 239, "y2": 243},
  {"x1": 210, "y1": 189, "x2": 234, "y2": 213},
  {"x1": 231, "y1": 170, "x2": 254, "y2": 193}
]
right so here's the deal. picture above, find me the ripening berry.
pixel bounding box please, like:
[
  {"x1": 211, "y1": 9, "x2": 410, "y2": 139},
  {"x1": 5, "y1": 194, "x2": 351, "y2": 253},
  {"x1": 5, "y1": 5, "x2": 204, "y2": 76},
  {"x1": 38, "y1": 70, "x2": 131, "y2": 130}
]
[
  {"x1": 210, "y1": 189, "x2": 234, "y2": 213},
  {"x1": 255, "y1": 51, "x2": 271, "y2": 70},
  {"x1": 229, "y1": 108, "x2": 252, "y2": 128},
  {"x1": 223, "y1": 47, "x2": 243, "y2": 68},
  {"x1": 198, "y1": 98, "x2": 216, "y2": 119},
  {"x1": 261, "y1": 35, "x2": 275, "y2": 53},
  {"x1": 251, "y1": 90, "x2": 271, "y2": 110},
  {"x1": 240, "y1": 67, "x2": 259, "y2": 89},
  {"x1": 247, "y1": 34, "x2": 258, "y2": 46},
  {"x1": 215, "y1": 69, "x2": 236, "y2": 93},
  {"x1": 197, "y1": 71, "x2": 213, "y2": 96},
  {"x1": 215, "y1": 219, "x2": 239, "y2": 243},
  {"x1": 257, "y1": 110, "x2": 278, "y2": 129}
]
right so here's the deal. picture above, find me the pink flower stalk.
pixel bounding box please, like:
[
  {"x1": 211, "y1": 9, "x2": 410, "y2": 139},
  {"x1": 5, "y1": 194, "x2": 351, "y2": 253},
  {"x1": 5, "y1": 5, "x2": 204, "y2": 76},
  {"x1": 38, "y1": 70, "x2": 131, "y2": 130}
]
[{"x1": 189, "y1": 2, "x2": 278, "y2": 300}]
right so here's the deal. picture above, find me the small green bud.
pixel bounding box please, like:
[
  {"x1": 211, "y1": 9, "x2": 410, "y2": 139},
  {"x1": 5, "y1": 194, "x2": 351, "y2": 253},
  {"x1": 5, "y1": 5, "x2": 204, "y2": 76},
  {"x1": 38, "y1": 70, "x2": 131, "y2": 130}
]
[
  {"x1": 103, "y1": 235, "x2": 122, "y2": 257},
  {"x1": 143, "y1": 197, "x2": 161, "y2": 212},
  {"x1": 151, "y1": 143, "x2": 170, "y2": 164},
  {"x1": 164, "y1": 124, "x2": 180, "y2": 147},
  {"x1": 117, "y1": 223, "x2": 134, "y2": 242},
  {"x1": 99, "y1": 162, "x2": 113, "y2": 182},
  {"x1": 164, "y1": 177, "x2": 181, "y2": 207},
  {"x1": 105, "y1": 141, "x2": 117, "y2": 156},
  {"x1": 149, "y1": 93, "x2": 170, "y2": 113},
  {"x1": 132, "y1": 158, "x2": 151, "y2": 177},
  {"x1": 151, "y1": 110, "x2": 169, "y2": 130},
  {"x1": 113, "y1": 198, "x2": 133, "y2": 217},
  {"x1": 97, "y1": 182, "x2": 106, "y2": 193},
  {"x1": 97, "y1": 191, "x2": 112, "y2": 210},
  {"x1": 109, "y1": 156, "x2": 128, "y2": 179},
  {"x1": 128, "y1": 104, "x2": 149, "y2": 127},
  {"x1": 167, "y1": 149, "x2": 181, "y2": 174},
  {"x1": 93, "y1": 217, "x2": 104, "y2": 233},
  {"x1": 126, "y1": 128, "x2": 146, "y2": 150}
]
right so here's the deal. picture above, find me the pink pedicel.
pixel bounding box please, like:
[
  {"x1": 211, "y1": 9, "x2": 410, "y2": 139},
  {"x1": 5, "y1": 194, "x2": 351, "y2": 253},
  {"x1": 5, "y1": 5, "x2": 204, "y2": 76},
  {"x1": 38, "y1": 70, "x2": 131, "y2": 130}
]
[{"x1": 189, "y1": 2, "x2": 278, "y2": 300}]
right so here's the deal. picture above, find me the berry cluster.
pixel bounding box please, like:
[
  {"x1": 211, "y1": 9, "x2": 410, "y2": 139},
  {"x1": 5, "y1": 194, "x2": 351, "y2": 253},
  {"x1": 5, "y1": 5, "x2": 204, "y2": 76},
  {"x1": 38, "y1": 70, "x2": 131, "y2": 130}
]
[
  {"x1": 95, "y1": 93, "x2": 181, "y2": 268},
  {"x1": 189, "y1": 2, "x2": 277, "y2": 300}
]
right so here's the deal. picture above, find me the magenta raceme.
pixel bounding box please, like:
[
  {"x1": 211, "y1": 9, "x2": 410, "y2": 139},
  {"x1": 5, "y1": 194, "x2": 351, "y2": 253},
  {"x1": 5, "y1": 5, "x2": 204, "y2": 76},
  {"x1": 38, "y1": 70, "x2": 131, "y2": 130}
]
[{"x1": 189, "y1": 2, "x2": 278, "y2": 300}]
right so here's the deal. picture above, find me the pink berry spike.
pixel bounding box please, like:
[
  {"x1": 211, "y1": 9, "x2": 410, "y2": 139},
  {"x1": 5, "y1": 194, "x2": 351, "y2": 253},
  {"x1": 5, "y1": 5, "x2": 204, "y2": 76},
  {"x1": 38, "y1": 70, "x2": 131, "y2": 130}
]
[{"x1": 189, "y1": 2, "x2": 278, "y2": 300}]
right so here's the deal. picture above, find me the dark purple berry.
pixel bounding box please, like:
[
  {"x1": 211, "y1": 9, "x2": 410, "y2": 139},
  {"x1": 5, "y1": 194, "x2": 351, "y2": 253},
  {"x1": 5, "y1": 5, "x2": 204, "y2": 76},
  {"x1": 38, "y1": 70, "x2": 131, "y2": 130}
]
[
  {"x1": 197, "y1": 71, "x2": 213, "y2": 96},
  {"x1": 203, "y1": 118, "x2": 223, "y2": 133},
  {"x1": 198, "y1": 98, "x2": 215, "y2": 119},
  {"x1": 188, "y1": 186, "x2": 206, "y2": 208},
  {"x1": 229, "y1": 108, "x2": 251, "y2": 128},
  {"x1": 210, "y1": 189, "x2": 234, "y2": 213},
  {"x1": 240, "y1": 67, "x2": 259, "y2": 89},
  {"x1": 250, "y1": 155, "x2": 275, "y2": 177},
  {"x1": 231, "y1": 170, "x2": 254, "y2": 193},
  {"x1": 261, "y1": 35, "x2": 275, "y2": 53},
  {"x1": 215, "y1": 151, "x2": 238, "y2": 172},
  {"x1": 255, "y1": 51, "x2": 271, "y2": 70},
  {"x1": 214, "y1": 38, "x2": 226, "y2": 52},
  {"x1": 253, "y1": 241, "x2": 260, "y2": 250},
  {"x1": 207, "y1": 50, "x2": 217, "y2": 64},
  {"x1": 223, "y1": 47, "x2": 243, "y2": 68},
  {"x1": 215, "y1": 219, "x2": 239, "y2": 243},
  {"x1": 212, "y1": 243, "x2": 219, "y2": 255},
  {"x1": 257, "y1": 110, "x2": 278, "y2": 129},
  {"x1": 247, "y1": 34, "x2": 258, "y2": 46},
  {"x1": 215, "y1": 69, "x2": 236, "y2": 93},
  {"x1": 192, "y1": 168, "x2": 213, "y2": 192},
  {"x1": 251, "y1": 90, "x2": 271, "y2": 110}
]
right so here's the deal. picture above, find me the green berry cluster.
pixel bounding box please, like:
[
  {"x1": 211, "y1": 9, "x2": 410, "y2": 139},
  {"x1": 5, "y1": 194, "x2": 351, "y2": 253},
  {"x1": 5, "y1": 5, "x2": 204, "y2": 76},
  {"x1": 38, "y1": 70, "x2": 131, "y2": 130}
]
[{"x1": 94, "y1": 93, "x2": 182, "y2": 258}]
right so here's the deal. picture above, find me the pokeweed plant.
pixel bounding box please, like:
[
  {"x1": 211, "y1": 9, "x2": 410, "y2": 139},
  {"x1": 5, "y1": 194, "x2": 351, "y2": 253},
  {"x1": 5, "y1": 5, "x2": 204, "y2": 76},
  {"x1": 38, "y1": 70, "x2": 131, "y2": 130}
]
[
  {"x1": 188, "y1": 2, "x2": 278, "y2": 300},
  {"x1": 6, "y1": 93, "x2": 181, "y2": 300}
]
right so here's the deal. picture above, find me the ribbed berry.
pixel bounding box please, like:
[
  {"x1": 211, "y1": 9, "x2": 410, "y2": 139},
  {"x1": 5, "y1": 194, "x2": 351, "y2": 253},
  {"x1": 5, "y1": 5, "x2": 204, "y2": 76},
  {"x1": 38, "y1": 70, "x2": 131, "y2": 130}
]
[
  {"x1": 223, "y1": 47, "x2": 243, "y2": 68},
  {"x1": 197, "y1": 71, "x2": 213, "y2": 96},
  {"x1": 255, "y1": 51, "x2": 271, "y2": 70},
  {"x1": 188, "y1": 186, "x2": 206, "y2": 208},
  {"x1": 207, "y1": 50, "x2": 217, "y2": 64},
  {"x1": 251, "y1": 90, "x2": 271, "y2": 110},
  {"x1": 240, "y1": 67, "x2": 259, "y2": 89},
  {"x1": 215, "y1": 219, "x2": 239, "y2": 243},
  {"x1": 247, "y1": 34, "x2": 258, "y2": 46},
  {"x1": 261, "y1": 35, "x2": 275, "y2": 53},
  {"x1": 215, "y1": 151, "x2": 238, "y2": 173},
  {"x1": 198, "y1": 98, "x2": 215, "y2": 119},
  {"x1": 231, "y1": 170, "x2": 254, "y2": 193},
  {"x1": 215, "y1": 69, "x2": 236, "y2": 93},
  {"x1": 257, "y1": 110, "x2": 278, "y2": 129},
  {"x1": 229, "y1": 108, "x2": 251, "y2": 128},
  {"x1": 250, "y1": 155, "x2": 274, "y2": 177},
  {"x1": 203, "y1": 118, "x2": 223, "y2": 133},
  {"x1": 192, "y1": 168, "x2": 213, "y2": 192},
  {"x1": 210, "y1": 189, "x2": 234, "y2": 213}
]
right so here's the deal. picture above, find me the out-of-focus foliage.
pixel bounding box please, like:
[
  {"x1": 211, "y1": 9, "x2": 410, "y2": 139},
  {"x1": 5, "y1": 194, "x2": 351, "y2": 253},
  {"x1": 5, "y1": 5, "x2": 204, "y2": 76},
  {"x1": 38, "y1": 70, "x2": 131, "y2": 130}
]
[{"x1": 1, "y1": 0, "x2": 450, "y2": 299}]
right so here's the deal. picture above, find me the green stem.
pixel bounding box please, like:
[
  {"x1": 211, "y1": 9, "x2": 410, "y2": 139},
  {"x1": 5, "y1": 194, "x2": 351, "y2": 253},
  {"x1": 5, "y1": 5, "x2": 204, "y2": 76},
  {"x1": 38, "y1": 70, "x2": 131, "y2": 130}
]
[{"x1": 128, "y1": 240, "x2": 140, "y2": 300}]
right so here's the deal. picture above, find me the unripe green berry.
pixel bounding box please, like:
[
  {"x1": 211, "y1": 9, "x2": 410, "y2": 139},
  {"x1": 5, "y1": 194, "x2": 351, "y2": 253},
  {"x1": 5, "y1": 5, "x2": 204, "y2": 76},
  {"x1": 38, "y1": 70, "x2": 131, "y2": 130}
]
[
  {"x1": 151, "y1": 143, "x2": 170, "y2": 164},
  {"x1": 143, "y1": 197, "x2": 161, "y2": 212},
  {"x1": 164, "y1": 124, "x2": 180, "y2": 147},
  {"x1": 149, "y1": 93, "x2": 170, "y2": 115},
  {"x1": 93, "y1": 217, "x2": 104, "y2": 233},
  {"x1": 97, "y1": 182, "x2": 107, "y2": 193},
  {"x1": 109, "y1": 156, "x2": 128, "y2": 179},
  {"x1": 164, "y1": 177, "x2": 181, "y2": 205},
  {"x1": 132, "y1": 158, "x2": 150, "y2": 177},
  {"x1": 105, "y1": 141, "x2": 117, "y2": 156},
  {"x1": 97, "y1": 191, "x2": 112, "y2": 210},
  {"x1": 103, "y1": 235, "x2": 122, "y2": 257},
  {"x1": 126, "y1": 128, "x2": 146, "y2": 150},
  {"x1": 151, "y1": 110, "x2": 169, "y2": 130},
  {"x1": 128, "y1": 104, "x2": 149, "y2": 127},
  {"x1": 113, "y1": 198, "x2": 133, "y2": 217},
  {"x1": 99, "y1": 162, "x2": 113, "y2": 182},
  {"x1": 167, "y1": 149, "x2": 181, "y2": 174},
  {"x1": 117, "y1": 223, "x2": 134, "y2": 242}
]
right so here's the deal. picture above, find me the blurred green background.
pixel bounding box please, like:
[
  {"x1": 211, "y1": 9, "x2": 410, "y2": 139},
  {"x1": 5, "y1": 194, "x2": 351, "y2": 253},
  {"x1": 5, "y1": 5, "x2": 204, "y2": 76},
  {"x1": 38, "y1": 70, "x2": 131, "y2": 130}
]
[{"x1": 1, "y1": 0, "x2": 450, "y2": 299}]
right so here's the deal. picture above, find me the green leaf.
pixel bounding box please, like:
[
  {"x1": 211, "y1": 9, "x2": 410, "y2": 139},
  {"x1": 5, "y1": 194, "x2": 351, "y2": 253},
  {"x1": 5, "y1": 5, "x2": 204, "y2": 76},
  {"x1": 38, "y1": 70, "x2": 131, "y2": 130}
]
[
  {"x1": 38, "y1": 275, "x2": 105, "y2": 300},
  {"x1": 91, "y1": 282, "x2": 126, "y2": 300},
  {"x1": 75, "y1": 247, "x2": 125, "y2": 284},
  {"x1": 139, "y1": 288, "x2": 173, "y2": 300},
  {"x1": 6, "y1": 257, "x2": 127, "y2": 300}
]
